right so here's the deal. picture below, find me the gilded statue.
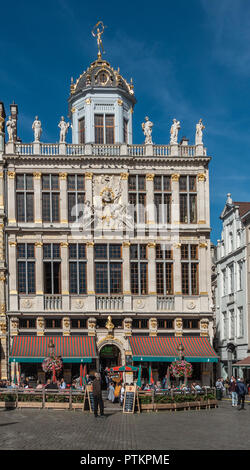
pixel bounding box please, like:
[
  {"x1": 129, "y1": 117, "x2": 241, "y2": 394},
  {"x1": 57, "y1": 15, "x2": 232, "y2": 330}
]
[
  {"x1": 92, "y1": 21, "x2": 106, "y2": 59},
  {"x1": 105, "y1": 315, "x2": 114, "y2": 330}
]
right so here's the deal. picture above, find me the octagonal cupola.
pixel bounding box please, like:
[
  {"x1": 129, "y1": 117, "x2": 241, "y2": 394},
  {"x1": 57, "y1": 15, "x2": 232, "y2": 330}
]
[{"x1": 69, "y1": 52, "x2": 136, "y2": 145}]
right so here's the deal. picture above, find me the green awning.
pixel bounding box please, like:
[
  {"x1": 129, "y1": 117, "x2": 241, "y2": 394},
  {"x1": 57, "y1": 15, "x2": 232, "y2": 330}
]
[
  {"x1": 129, "y1": 336, "x2": 218, "y2": 363},
  {"x1": 9, "y1": 336, "x2": 97, "y2": 363}
]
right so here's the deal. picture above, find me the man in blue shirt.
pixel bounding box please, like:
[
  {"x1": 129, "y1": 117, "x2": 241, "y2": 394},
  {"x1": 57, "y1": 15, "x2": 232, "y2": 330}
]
[{"x1": 235, "y1": 378, "x2": 248, "y2": 410}]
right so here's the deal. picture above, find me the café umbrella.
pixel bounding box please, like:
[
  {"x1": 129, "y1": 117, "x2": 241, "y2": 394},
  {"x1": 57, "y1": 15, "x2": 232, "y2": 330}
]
[{"x1": 136, "y1": 364, "x2": 142, "y2": 388}]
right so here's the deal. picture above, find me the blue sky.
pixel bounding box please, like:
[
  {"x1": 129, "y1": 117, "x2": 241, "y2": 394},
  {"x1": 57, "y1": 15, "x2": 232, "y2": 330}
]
[{"x1": 1, "y1": 0, "x2": 250, "y2": 244}]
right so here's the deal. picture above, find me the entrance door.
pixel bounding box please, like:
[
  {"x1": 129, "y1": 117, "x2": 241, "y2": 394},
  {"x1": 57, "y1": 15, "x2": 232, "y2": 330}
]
[{"x1": 99, "y1": 344, "x2": 121, "y2": 388}]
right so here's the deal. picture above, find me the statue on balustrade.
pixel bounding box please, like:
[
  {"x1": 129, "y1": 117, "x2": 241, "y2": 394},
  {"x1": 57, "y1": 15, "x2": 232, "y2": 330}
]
[
  {"x1": 195, "y1": 119, "x2": 205, "y2": 145},
  {"x1": 32, "y1": 116, "x2": 42, "y2": 142},
  {"x1": 142, "y1": 116, "x2": 153, "y2": 144},
  {"x1": 58, "y1": 116, "x2": 70, "y2": 143},
  {"x1": 170, "y1": 118, "x2": 181, "y2": 144},
  {"x1": 6, "y1": 116, "x2": 16, "y2": 142}
]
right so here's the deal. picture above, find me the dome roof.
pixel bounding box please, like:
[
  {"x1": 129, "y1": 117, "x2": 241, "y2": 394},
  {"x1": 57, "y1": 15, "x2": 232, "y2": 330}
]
[{"x1": 69, "y1": 57, "x2": 136, "y2": 103}]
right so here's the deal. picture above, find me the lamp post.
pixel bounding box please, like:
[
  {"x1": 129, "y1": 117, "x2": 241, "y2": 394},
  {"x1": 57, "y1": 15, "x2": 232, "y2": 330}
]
[
  {"x1": 177, "y1": 342, "x2": 185, "y2": 386},
  {"x1": 48, "y1": 339, "x2": 55, "y2": 358}
]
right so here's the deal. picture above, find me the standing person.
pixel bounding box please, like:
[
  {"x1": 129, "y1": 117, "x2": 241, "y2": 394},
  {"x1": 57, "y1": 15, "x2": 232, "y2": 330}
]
[
  {"x1": 236, "y1": 378, "x2": 248, "y2": 410},
  {"x1": 229, "y1": 376, "x2": 237, "y2": 407},
  {"x1": 92, "y1": 372, "x2": 104, "y2": 418},
  {"x1": 120, "y1": 383, "x2": 125, "y2": 407},
  {"x1": 108, "y1": 382, "x2": 115, "y2": 402}
]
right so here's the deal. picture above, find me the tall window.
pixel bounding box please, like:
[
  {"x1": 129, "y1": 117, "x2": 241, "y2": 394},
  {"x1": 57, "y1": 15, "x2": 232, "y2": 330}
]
[
  {"x1": 237, "y1": 261, "x2": 243, "y2": 291},
  {"x1": 67, "y1": 174, "x2": 85, "y2": 222},
  {"x1": 154, "y1": 175, "x2": 171, "y2": 225},
  {"x1": 130, "y1": 244, "x2": 148, "y2": 295},
  {"x1": 237, "y1": 307, "x2": 244, "y2": 338},
  {"x1": 222, "y1": 269, "x2": 226, "y2": 296},
  {"x1": 43, "y1": 243, "x2": 61, "y2": 294},
  {"x1": 128, "y1": 175, "x2": 146, "y2": 225},
  {"x1": 69, "y1": 244, "x2": 87, "y2": 294},
  {"x1": 222, "y1": 312, "x2": 227, "y2": 340},
  {"x1": 42, "y1": 174, "x2": 60, "y2": 222},
  {"x1": 179, "y1": 175, "x2": 197, "y2": 223},
  {"x1": 16, "y1": 174, "x2": 34, "y2": 222},
  {"x1": 228, "y1": 263, "x2": 234, "y2": 294},
  {"x1": 78, "y1": 117, "x2": 85, "y2": 144},
  {"x1": 181, "y1": 244, "x2": 199, "y2": 295},
  {"x1": 17, "y1": 244, "x2": 35, "y2": 294},
  {"x1": 94, "y1": 114, "x2": 115, "y2": 144},
  {"x1": 123, "y1": 118, "x2": 128, "y2": 143},
  {"x1": 156, "y1": 244, "x2": 173, "y2": 294},
  {"x1": 95, "y1": 244, "x2": 122, "y2": 294},
  {"x1": 229, "y1": 309, "x2": 235, "y2": 339}
]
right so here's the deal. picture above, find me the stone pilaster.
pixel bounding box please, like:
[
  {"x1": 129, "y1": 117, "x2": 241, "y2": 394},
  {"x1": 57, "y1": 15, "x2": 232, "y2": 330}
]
[
  {"x1": 200, "y1": 318, "x2": 209, "y2": 337},
  {"x1": 171, "y1": 174, "x2": 180, "y2": 226},
  {"x1": 7, "y1": 170, "x2": 16, "y2": 225},
  {"x1": 122, "y1": 241, "x2": 131, "y2": 310},
  {"x1": 10, "y1": 317, "x2": 19, "y2": 336},
  {"x1": 63, "y1": 316, "x2": 71, "y2": 336},
  {"x1": 33, "y1": 172, "x2": 42, "y2": 224},
  {"x1": 149, "y1": 317, "x2": 158, "y2": 336},
  {"x1": 174, "y1": 317, "x2": 183, "y2": 337},
  {"x1": 197, "y1": 173, "x2": 206, "y2": 224},
  {"x1": 123, "y1": 317, "x2": 132, "y2": 336},
  {"x1": 146, "y1": 174, "x2": 155, "y2": 231},
  {"x1": 37, "y1": 316, "x2": 45, "y2": 336},
  {"x1": 147, "y1": 242, "x2": 156, "y2": 295},
  {"x1": 61, "y1": 242, "x2": 69, "y2": 310},
  {"x1": 8, "y1": 240, "x2": 18, "y2": 310},
  {"x1": 35, "y1": 241, "x2": 44, "y2": 311},
  {"x1": 88, "y1": 317, "x2": 96, "y2": 337},
  {"x1": 59, "y1": 173, "x2": 68, "y2": 224}
]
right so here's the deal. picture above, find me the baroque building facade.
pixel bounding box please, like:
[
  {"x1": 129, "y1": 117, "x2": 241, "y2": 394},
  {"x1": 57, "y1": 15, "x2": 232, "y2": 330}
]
[
  {"x1": 215, "y1": 194, "x2": 250, "y2": 380},
  {"x1": 0, "y1": 49, "x2": 217, "y2": 385}
]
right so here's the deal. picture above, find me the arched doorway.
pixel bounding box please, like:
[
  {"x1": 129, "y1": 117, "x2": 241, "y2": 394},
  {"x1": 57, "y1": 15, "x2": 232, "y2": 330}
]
[
  {"x1": 99, "y1": 344, "x2": 121, "y2": 370},
  {"x1": 99, "y1": 344, "x2": 121, "y2": 389}
]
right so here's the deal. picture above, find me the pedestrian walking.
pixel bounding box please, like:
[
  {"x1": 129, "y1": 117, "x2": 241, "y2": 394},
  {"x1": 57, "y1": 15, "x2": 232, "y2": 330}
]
[
  {"x1": 92, "y1": 372, "x2": 104, "y2": 417},
  {"x1": 108, "y1": 382, "x2": 115, "y2": 402},
  {"x1": 236, "y1": 378, "x2": 248, "y2": 410},
  {"x1": 229, "y1": 376, "x2": 237, "y2": 407}
]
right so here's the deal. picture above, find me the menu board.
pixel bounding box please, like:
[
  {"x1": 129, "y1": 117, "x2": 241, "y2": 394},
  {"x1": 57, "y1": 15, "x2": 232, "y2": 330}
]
[
  {"x1": 84, "y1": 384, "x2": 95, "y2": 413},
  {"x1": 123, "y1": 385, "x2": 136, "y2": 413}
]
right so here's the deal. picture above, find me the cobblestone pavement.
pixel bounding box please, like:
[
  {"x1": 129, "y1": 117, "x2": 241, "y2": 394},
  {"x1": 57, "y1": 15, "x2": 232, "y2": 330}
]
[{"x1": 0, "y1": 401, "x2": 249, "y2": 450}]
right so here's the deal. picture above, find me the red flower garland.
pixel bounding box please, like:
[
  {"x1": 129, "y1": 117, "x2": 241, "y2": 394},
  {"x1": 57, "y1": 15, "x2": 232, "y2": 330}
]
[
  {"x1": 42, "y1": 357, "x2": 63, "y2": 373},
  {"x1": 169, "y1": 360, "x2": 192, "y2": 378}
]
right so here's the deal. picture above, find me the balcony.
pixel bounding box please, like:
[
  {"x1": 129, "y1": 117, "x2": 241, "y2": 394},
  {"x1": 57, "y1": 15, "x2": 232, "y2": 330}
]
[
  {"x1": 157, "y1": 296, "x2": 175, "y2": 311},
  {"x1": 11, "y1": 142, "x2": 207, "y2": 158},
  {"x1": 96, "y1": 295, "x2": 124, "y2": 311},
  {"x1": 44, "y1": 295, "x2": 62, "y2": 310}
]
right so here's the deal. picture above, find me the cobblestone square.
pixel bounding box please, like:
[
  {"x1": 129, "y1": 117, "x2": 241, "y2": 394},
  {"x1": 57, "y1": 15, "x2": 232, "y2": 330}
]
[{"x1": 0, "y1": 401, "x2": 249, "y2": 451}]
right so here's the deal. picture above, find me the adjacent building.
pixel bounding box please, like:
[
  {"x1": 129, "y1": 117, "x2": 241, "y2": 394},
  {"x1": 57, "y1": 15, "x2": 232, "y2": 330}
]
[
  {"x1": 215, "y1": 194, "x2": 250, "y2": 380},
  {"x1": 0, "y1": 44, "x2": 217, "y2": 385}
]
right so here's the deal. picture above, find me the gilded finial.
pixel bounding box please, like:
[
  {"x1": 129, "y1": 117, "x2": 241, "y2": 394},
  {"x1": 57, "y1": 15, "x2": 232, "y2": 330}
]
[{"x1": 92, "y1": 21, "x2": 106, "y2": 59}]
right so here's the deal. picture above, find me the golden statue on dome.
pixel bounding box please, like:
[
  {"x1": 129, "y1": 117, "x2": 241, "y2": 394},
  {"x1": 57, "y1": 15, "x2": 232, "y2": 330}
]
[{"x1": 92, "y1": 21, "x2": 106, "y2": 59}]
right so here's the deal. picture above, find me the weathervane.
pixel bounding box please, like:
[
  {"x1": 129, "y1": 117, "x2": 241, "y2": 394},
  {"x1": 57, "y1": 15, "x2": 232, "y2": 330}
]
[{"x1": 92, "y1": 21, "x2": 106, "y2": 59}]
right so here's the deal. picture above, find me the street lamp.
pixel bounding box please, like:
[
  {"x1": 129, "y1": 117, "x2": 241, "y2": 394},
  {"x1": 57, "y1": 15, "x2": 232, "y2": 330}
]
[
  {"x1": 48, "y1": 339, "x2": 55, "y2": 358},
  {"x1": 177, "y1": 342, "x2": 184, "y2": 361}
]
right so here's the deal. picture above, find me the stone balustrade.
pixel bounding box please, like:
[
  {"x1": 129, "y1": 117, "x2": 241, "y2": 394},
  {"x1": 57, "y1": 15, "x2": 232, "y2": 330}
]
[{"x1": 8, "y1": 142, "x2": 207, "y2": 158}]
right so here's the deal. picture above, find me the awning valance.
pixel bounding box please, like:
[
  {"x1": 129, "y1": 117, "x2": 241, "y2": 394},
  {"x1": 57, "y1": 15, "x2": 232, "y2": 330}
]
[
  {"x1": 129, "y1": 336, "x2": 218, "y2": 363},
  {"x1": 9, "y1": 336, "x2": 97, "y2": 363},
  {"x1": 234, "y1": 357, "x2": 250, "y2": 368}
]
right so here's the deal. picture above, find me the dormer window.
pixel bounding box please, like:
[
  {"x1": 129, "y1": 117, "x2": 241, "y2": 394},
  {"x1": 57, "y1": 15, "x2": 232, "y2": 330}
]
[{"x1": 94, "y1": 114, "x2": 114, "y2": 144}]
